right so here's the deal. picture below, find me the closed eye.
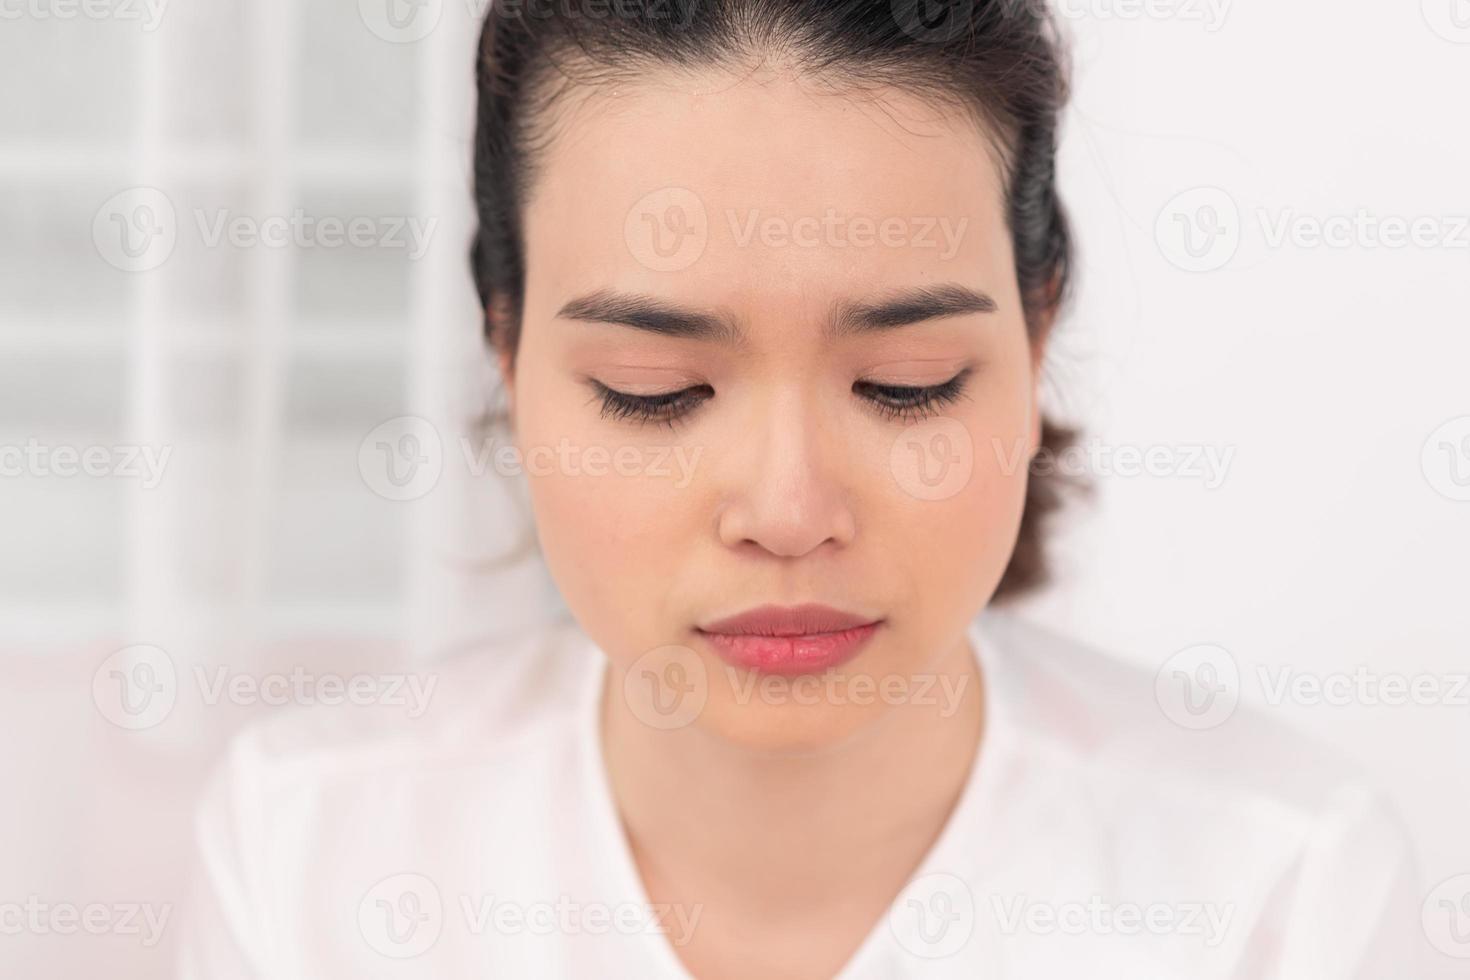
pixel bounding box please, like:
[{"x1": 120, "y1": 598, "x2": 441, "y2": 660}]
[
  {"x1": 853, "y1": 367, "x2": 973, "y2": 422},
  {"x1": 587, "y1": 366, "x2": 973, "y2": 429},
  {"x1": 589, "y1": 380, "x2": 714, "y2": 429}
]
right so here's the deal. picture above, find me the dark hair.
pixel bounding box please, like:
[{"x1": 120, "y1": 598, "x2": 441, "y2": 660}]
[{"x1": 470, "y1": 0, "x2": 1079, "y2": 601}]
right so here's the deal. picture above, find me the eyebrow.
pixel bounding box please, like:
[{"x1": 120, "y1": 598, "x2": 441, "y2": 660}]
[{"x1": 555, "y1": 283, "x2": 998, "y2": 345}]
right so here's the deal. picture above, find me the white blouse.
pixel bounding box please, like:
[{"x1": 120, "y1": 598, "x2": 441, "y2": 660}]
[{"x1": 178, "y1": 610, "x2": 1421, "y2": 978}]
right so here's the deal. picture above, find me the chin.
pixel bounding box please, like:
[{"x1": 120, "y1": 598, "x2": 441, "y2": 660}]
[{"x1": 693, "y1": 669, "x2": 900, "y2": 756}]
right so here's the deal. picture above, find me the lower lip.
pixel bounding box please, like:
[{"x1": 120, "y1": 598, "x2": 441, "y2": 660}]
[{"x1": 697, "y1": 622, "x2": 881, "y2": 675}]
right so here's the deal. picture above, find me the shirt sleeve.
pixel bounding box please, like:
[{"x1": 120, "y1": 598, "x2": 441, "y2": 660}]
[
  {"x1": 175, "y1": 738, "x2": 272, "y2": 980},
  {"x1": 1270, "y1": 785, "x2": 1425, "y2": 979}
]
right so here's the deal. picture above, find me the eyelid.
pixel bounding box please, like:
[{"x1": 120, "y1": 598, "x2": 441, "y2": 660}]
[
  {"x1": 858, "y1": 359, "x2": 975, "y2": 386},
  {"x1": 587, "y1": 370, "x2": 705, "y2": 390}
]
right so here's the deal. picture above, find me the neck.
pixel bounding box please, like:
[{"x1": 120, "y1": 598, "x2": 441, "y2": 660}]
[{"x1": 600, "y1": 630, "x2": 985, "y2": 916}]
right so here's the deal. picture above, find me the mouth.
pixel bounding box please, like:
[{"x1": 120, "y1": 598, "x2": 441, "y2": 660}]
[{"x1": 694, "y1": 603, "x2": 884, "y2": 676}]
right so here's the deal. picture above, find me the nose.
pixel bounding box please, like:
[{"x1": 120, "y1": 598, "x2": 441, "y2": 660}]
[{"x1": 715, "y1": 388, "x2": 858, "y2": 559}]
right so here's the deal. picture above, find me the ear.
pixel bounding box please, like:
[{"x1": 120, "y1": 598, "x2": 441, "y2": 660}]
[
  {"x1": 487, "y1": 300, "x2": 516, "y2": 416},
  {"x1": 497, "y1": 344, "x2": 515, "y2": 411},
  {"x1": 1028, "y1": 308, "x2": 1055, "y2": 456}
]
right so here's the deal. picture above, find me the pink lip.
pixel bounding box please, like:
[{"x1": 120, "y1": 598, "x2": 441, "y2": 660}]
[{"x1": 696, "y1": 604, "x2": 884, "y2": 675}]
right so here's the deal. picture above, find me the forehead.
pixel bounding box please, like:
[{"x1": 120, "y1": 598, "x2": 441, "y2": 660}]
[{"x1": 521, "y1": 67, "x2": 1015, "y2": 327}]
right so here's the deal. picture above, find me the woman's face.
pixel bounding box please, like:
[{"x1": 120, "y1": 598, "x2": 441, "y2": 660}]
[{"x1": 507, "y1": 66, "x2": 1042, "y2": 750}]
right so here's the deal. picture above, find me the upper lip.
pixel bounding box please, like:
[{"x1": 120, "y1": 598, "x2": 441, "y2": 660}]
[{"x1": 697, "y1": 603, "x2": 881, "y2": 637}]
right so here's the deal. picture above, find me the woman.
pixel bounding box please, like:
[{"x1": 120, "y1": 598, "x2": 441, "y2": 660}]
[{"x1": 181, "y1": 2, "x2": 1418, "y2": 976}]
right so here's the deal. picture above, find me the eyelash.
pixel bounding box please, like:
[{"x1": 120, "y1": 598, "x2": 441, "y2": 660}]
[{"x1": 589, "y1": 367, "x2": 973, "y2": 429}]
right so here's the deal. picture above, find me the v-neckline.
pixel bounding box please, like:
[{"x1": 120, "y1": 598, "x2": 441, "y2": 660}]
[{"x1": 575, "y1": 612, "x2": 1020, "y2": 979}]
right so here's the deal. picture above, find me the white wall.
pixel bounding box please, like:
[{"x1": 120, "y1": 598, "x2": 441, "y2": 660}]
[{"x1": 1022, "y1": 3, "x2": 1470, "y2": 974}]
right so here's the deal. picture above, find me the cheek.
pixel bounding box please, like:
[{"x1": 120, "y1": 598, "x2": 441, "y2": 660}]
[
  {"x1": 512, "y1": 357, "x2": 704, "y2": 647},
  {"x1": 880, "y1": 354, "x2": 1035, "y2": 615}
]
